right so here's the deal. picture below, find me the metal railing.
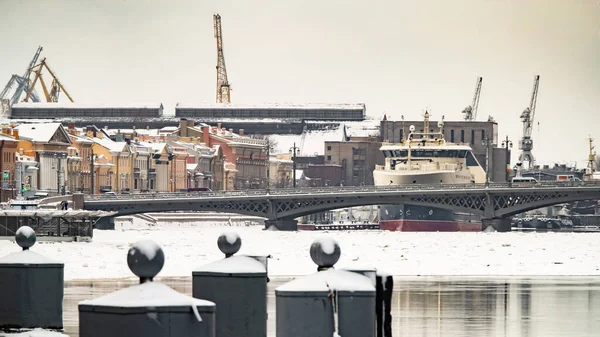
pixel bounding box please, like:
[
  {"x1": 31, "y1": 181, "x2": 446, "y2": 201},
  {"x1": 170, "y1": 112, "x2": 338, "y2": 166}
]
[{"x1": 82, "y1": 181, "x2": 600, "y2": 202}]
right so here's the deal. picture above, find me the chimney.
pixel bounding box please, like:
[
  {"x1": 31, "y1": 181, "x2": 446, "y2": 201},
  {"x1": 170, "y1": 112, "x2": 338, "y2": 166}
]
[
  {"x1": 217, "y1": 122, "x2": 221, "y2": 130},
  {"x1": 179, "y1": 119, "x2": 188, "y2": 137},
  {"x1": 12, "y1": 130, "x2": 18, "y2": 140},
  {"x1": 202, "y1": 126, "x2": 210, "y2": 145},
  {"x1": 239, "y1": 129, "x2": 244, "y2": 136}
]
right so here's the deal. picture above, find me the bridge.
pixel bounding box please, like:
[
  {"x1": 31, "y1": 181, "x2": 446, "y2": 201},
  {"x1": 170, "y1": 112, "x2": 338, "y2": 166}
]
[{"x1": 65, "y1": 181, "x2": 600, "y2": 232}]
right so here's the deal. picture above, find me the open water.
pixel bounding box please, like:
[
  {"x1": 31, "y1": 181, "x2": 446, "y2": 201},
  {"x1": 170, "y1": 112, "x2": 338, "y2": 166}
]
[{"x1": 61, "y1": 276, "x2": 600, "y2": 337}]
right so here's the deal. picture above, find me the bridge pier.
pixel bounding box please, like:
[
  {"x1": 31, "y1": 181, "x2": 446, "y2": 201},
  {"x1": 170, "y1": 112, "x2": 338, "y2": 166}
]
[
  {"x1": 482, "y1": 218, "x2": 511, "y2": 232},
  {"x1": 264, "y1": 219, "x2": 298, "y2": 231},
  {"x1": 95, "y1": 216, "x2": 115, "y2": 230}
]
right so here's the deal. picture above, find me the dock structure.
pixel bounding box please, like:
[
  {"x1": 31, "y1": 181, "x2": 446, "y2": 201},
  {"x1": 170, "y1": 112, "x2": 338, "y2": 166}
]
[{"x1": 0, "y1": 209, "x2": 115, "y2": 240}]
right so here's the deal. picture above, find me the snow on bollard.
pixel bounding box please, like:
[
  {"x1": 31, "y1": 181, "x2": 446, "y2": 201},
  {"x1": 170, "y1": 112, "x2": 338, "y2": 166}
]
[
  {"x1": 0, "y1": 226, "x2": 64, "y2": 330},
  {"x1": 78, "y1": 240, "x2": 216, "y2": 337},
  {"x1": 193, "y1": 232, "x2": 268, "y2": 337},
  {"x1": 276, "y1": 236, "x2": 376, "y2": 337}
]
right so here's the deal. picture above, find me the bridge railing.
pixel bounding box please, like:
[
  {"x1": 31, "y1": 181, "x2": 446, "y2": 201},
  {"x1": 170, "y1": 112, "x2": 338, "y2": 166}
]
[{"x1": 82, "y1": 181, "x2": 600, "y2": 201}]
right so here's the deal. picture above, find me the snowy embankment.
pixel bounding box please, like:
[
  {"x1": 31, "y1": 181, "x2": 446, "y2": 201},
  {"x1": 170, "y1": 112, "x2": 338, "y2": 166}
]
[{"x1": 0, "y1": 221, "x2": 599, "y2": 281}]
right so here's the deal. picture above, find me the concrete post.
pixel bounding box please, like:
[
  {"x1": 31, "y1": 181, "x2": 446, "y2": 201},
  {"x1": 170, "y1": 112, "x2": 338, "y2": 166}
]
[
  {"x1": 0, "y1": 226, "x2": 64, "y2": 329},
  {"x1": 276, "y1": 236, "x2": 376, "y2": 337},
  {"x1": 79, "y1": 240, "x2": 216, "y2": 337},
  {"x1": 193, "y1": 232, "x2": 269, "y2": 337}
]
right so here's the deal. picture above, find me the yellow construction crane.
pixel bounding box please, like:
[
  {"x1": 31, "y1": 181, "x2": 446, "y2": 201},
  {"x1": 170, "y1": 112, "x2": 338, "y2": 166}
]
[
  {"x1": 23, "y1": 57, "x2": 73, "y2": 103},
  {"x1": 214, "y1": 13, "x2": 231, "y2": 103}
]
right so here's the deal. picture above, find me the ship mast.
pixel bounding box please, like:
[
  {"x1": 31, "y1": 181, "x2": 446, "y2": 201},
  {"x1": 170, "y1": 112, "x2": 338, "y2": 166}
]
[
  {"x1": 423, "y1": 110, "x2": 430, "y2": 138},
  {"x1": 587, "y1": 136, "x2": 596, "y2": 177}
]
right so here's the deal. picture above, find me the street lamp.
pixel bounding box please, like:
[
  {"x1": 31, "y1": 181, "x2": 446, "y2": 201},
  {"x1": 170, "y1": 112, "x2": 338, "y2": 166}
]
[
  {"x1": 482, "y1": 135, "x2": 493, "y2": 187},
  {"x1": 88, "y1": 153, "x2": 97, "y2": 195},
  {"x1": 501, "y1": 136, "x2": 513, "y2": 182},
  {"x1": 265, "y1": 140, "x2": 271, "y2": 191},
  {"x1": 289, "y1": 142, "x2": 300, "y2": 188}
]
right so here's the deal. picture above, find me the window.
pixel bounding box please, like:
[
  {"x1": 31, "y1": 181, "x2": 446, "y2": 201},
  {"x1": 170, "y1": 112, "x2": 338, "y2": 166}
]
[
  {"x1": 450, "y1": 130, "x2": 454, "y2": 142},
  {"x1": 471, "y1": 129, "x2": 475, "y2": 145},
  {"x1": 461, "y1": 130, "x2": 465, "y2": 143},
  {"x1": 327, "y1": 155, "x2": 332, "y2": 161},
  {"x1": 481, "y1": 130, "x2": 485, "y2": 140},
  {"x1": 134, "y1": 179, "x2": 138, "y2": 189},
  {"x1": 327, "y1": 146, "x2": 331, "y2": 151}
]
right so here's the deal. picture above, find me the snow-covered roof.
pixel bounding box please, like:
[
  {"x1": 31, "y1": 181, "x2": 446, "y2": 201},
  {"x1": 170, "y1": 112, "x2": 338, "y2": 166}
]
[
  {"x1": 0, "y1": 133, "x2": 16, "y2": 142},
  {"x1": 176, "y1": 102, "x2": 365, "y2": 110},
  {"x1": 12, "y1": 102, "x2": 163, "y2": 110},
  {"x1": 193, "y1": 255, "x2": 266, "y2": 274},
  {"x1": 79, "y1": 282, "x2": 214, "y2": 309},
  {"x1": 0, "y1": 249, "x2": 61, "y2": 265},
  {"x1": 276, "y1": 269, "x2": 375, "y2": 292},
  {"x1": 271, "y1": 127, "x2": 346, "y2": 156},
  {"x1": 70, "y1": 134, "x2": 94, "y2": 144},
  {"x1": 93, "y1": 136, "x2": 127, "y2": 153},
  {"x1": 16, "y1": 123, "x2": 68, "y2": 143},
  {"x1": 141, "y1": 142, "x2": 166, "y2": 153}
]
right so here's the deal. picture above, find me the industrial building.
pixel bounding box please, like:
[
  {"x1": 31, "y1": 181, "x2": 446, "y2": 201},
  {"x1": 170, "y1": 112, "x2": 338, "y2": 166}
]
[
  {"x1": 8, "y1": 102, "x2": 164, "y2": 119},
  {"x1": 175, "y1": 103, "x2": 366, "y2": 121}
]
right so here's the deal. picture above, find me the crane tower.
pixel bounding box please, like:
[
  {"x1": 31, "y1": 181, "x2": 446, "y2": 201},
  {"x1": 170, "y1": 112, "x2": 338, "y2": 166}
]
[
  {"x1": 462, "y1": 76, "x2": 482, "y2": 121},
  {"x1": 214, "y1": 14, "x2": 231, "y2": 103},
  {"x1": 518, "y1": 75, "x2": 540, "y2": 170}
]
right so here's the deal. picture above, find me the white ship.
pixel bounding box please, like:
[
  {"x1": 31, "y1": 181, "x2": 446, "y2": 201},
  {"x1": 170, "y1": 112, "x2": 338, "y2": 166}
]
[{"x1": 373, "y1": 111, "x2": 486, "y2": 231}]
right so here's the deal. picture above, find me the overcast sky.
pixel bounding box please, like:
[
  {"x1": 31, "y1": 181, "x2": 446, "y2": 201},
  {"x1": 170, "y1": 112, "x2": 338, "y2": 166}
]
[{"x1": 0, "y1": 0, "x2": 598, "y2": 167}]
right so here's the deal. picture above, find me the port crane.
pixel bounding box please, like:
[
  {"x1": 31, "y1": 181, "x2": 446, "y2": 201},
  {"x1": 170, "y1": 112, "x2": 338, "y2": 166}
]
[
  {"x1": 517, "y1": 75, "x2": 540, "y2": 170},
  {"x1": 23, "y1": 56, "x2": 74, "y2": 103},
  {"x1": 462, "y1": 76, "x2": 483, "y2": 121},
  {"x1": 0, "y1": 46, "x2": 43, "y2": 104},
  {"x1": 214, "y1": 14, "x2": 231, "y2": 103}
]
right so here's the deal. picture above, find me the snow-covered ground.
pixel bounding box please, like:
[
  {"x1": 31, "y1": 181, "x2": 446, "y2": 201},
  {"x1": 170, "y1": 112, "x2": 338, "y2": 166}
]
[
  {"x1": 0, "y1": 329, "x2": 68, "y2": 337},
  {"x1": 1, "y1": 220, "x2": 600, "y2": 281}
]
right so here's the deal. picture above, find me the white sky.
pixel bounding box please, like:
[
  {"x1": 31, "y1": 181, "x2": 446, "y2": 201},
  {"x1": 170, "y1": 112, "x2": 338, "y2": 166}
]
[{"x1": 0, "y1": 0, "x2": 598, "y2": 167}]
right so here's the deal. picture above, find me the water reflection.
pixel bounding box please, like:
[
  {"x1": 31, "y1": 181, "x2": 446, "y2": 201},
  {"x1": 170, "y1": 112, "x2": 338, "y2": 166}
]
[{"x1": 63, "y1": 277, "x2": 600, "y2": 337}]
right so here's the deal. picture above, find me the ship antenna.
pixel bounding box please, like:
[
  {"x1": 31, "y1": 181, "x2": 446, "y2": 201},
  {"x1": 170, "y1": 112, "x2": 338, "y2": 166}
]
[
  {"x1": 423, "y1": 109, "x2": 430, "y2": 138},
  {"x1": 401, "y1": 115, "x2": 405, "y2": 142},
  {"x1": 438, "y1": 115, "x2": 445, "y2": 141}
]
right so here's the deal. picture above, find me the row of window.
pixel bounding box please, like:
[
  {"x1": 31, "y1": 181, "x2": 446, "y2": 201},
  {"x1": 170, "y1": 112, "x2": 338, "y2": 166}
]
[
  {"x1": 12, "y1": 109, "x2": 162, "y2": 118},
  {"x1": 449, "y1": 129, "x2": 487, "y2": 144},
  {"x1": 176, "y1": 109, "x2": 364, "y2": 119},
  {"x1": 383, "y1": 150, "x2": 470, "y2": 158}
]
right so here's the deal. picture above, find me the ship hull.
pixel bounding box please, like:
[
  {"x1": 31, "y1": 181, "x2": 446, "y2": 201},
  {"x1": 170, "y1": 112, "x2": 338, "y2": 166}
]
[
  {"x1": 379, "y1": 219, "x2": 481, "y2": 232},
  {"x1": 378, "y1": 204, "x2": 481, "y2": 232}
]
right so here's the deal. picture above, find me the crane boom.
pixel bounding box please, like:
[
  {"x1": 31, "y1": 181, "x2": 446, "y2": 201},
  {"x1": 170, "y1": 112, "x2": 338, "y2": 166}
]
[
  {"x1": 518, "y1": 75, "x2": 540, "y2": 169},
  {"x1": 214, "y1": 13, "x2": 231, "y2": 103},
  {"x1": 462, "y1": 76, "x2": 482, "y2": 121},
  {"x1": 1, "y1": 46, "x2": 43, "y2": 104},
  {"x1": 23, "y1": 57, "x2": 73, "y2": 103}
]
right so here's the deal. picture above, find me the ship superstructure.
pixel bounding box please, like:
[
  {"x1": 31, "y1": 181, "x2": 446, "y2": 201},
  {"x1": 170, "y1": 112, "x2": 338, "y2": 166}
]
[{"x1": 373, "y1": 111, "x2": 485, "y2": 231}]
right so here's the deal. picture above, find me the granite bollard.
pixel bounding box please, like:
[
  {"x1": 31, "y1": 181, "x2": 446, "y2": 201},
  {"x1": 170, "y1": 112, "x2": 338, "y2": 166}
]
[
  {"x1": 276, "y1": 236, "x2": 376, "y2": 337},
  {"x1": 0, "y1": 226, "x2": 64, "y2": 330},
  {"x1": 78, "y1": 239, "x2": 216, "y2": 337},
  {"x1": 193, "y1": 232, "x2": 269, "y2": 337}
]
